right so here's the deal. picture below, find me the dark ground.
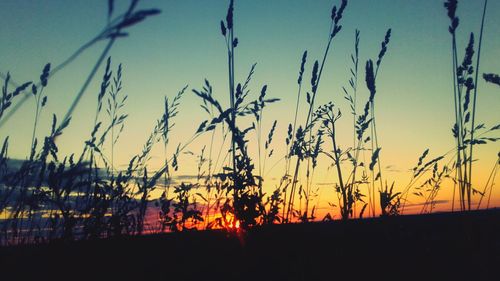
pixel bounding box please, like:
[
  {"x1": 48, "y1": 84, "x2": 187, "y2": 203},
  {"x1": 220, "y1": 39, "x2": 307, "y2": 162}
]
[{"x1": 1, "y1": 209, "x2": 499, "y2": 281}]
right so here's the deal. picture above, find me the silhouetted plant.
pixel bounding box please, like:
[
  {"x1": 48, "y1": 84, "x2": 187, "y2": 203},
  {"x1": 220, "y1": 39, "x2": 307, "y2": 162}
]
[
  {"x1": 483, "y1": 73, "x2": 500, "y2": 87},
  {"x1": 316, "y1": 103, "x2": 347, "y2": 219},
  {"x1": 0, "y1": 0, "x2": 161, "y2": 130},
  {"x1": 400, "y1": 149, "x2": 445, "y2": 213},
  {"x1": 104, "y1": 63, "x2": 128, "y2": 174},
  {"x1": 343, "y1": 29, "x2": 360, "y2": 149},
  {"x1": 262, "y1": 186, "x2": 284, "y2": 224},
  {"x1": 281, "y1": 51, "x2": 308, "y2": 220},
  {"x1": 168, "y1": 183, "x2": 203, "y2": 231},
  {"x1": 364, "y1": 28, "x2": 392, "y2": 216},
  {"x1": 194, "y1": 0, "x2": 280, "y2": 229},
  {"x1": 420, "y1": 163, "x2": 448, "y2": 213},
  {"x1": 29, "y1": 64, "x2": 51, "y2": 154},
  {"x1": 193, "y1": 80, "x2": 278, "y2": 228},
  {"x1": 286, "y1": 0, "x2": 348, "y2": 222},
  {"x1": 477, "y1": 152, "x2": 499, "y2": 209},
  {"x1": 379, "y1": 182, "x2": 400, "y2": 216},
  {"x1": 316, "y1": 28, "x2": 392, "y2": 220},
  {"x1": 160, "y1": 86, "x2": 187, "y2": 198},
  {"x1": 340, "y1": 29, "x2": 371, "y2": 219},
  {"x1": 443, "y1": 0, "x2": 492, "y2": 211},
  {"x1": 0, "y1": 74, "x2": 31, "y2": 121},
  {"x1": 2, "y1": 0, "x2": 500, "y2": 247}
]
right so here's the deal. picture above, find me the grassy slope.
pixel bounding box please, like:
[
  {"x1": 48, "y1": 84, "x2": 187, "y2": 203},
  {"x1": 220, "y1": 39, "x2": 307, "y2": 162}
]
[{"x1": 1, "y1": 209, "x2": 499, "y2": 280}]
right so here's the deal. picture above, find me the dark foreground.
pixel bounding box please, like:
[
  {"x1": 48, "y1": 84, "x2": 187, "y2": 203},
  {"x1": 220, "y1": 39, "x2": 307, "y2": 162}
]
[{"x1": 1, "y1": 210, "x2": 499, "y2": 281}]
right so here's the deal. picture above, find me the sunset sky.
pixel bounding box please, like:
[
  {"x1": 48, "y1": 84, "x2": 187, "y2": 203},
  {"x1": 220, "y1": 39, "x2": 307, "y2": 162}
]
[{"x1": 1, "y1": 0, "x2": 499, "y2": 216}]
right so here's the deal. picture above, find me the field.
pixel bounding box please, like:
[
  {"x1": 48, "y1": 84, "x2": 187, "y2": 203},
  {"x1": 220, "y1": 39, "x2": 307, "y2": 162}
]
[
  {"x1": 0, "y1": 0, "x2": 500, "y2": 279},
  {"x1": 1, "y1": 209, "x2": 499, "y2": 280}
]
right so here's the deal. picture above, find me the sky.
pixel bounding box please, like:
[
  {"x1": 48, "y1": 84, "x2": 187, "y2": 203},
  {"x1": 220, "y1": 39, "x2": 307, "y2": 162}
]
[{"x1": 0, "y1": 0, "x2": 499, "y2": 216}]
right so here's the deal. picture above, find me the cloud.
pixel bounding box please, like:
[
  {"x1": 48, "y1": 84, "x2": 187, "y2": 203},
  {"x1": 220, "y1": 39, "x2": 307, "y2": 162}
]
[{"x1": 403, "y1": 200, "x2": 449, "y2": 208}]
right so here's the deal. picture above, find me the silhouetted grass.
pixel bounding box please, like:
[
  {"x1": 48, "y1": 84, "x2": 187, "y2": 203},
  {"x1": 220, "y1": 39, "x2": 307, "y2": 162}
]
[
  {"x1": 285, "y1": 0, "x2": 348, "y2": 223},
  {"x1": 0, "y1": 0, "x2": 499, "y2": 248},
  {"x1": 443, "y1": 0, "x2": 499, "y2": 212}
]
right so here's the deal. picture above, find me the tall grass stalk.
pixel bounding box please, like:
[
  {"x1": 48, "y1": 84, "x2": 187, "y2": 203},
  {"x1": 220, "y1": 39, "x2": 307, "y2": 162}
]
[
  {"x1": 0, "y1": 1, "x2": 160, "y2": 131},
  {"x1": 367, "y1": 29, "x2": 391, "y2": 216},
  {"x1": 476, "y1": 152, "x2": 498, "y2": 209},
  {"x1": 485, "y1": 153, "x2": 499, "y2": 209},
  {"x1": 161, "y1": 86, "x2": 187, "y2": 198},
  {"x1": 286, "y1": 0, "x2": 348, "y2": 222},
  {"x1": 221, "y1": 0, "x2": 238, "y2": 184},
  {"x1": 342, "y1": 29, "x2": 364, "y2": 218},
  {"x1": 282, "y1": 51, "x2": 307, "y2": 219},
  {"x1": 467, "y1": 0, "x2": 488, "y2": 211},
  {"x1": 192, "y1": 0, "x2": 280, "y2": 228},
  {"x1": 29, "y1": 64, "x2": 51, "y2": 154},
  {"x1": 444, "y1": 0, "x2": 490, "y2": 211},
  {"x1": 317, "y1": 103, "x2": 351, "y2": 219}
]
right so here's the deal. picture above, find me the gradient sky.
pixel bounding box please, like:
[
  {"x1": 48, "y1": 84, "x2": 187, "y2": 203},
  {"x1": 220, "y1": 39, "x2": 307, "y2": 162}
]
[{"x1": 1, "y1": 0, "x2": 499, "y2": 216}]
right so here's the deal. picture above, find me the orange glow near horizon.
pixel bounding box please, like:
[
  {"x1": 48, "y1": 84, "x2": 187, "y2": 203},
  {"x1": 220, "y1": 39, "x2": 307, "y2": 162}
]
[{"x1": 1, "y1": 0, "x2": 499, "y2": 243}]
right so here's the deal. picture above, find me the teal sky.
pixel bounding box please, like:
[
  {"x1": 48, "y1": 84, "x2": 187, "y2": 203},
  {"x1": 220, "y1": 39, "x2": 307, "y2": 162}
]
[{"x1": 1, "y1": 0, "x2": 499, "y2": 212}]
